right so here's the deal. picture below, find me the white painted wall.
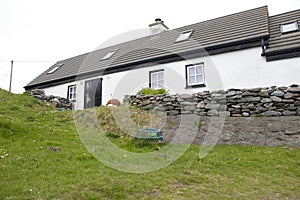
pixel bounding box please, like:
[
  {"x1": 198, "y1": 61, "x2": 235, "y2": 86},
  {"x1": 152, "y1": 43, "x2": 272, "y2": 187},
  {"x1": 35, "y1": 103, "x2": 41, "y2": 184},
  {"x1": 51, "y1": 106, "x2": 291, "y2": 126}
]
[{"x1": 41, "y1": 47, "x2": 300, "y2": 110}]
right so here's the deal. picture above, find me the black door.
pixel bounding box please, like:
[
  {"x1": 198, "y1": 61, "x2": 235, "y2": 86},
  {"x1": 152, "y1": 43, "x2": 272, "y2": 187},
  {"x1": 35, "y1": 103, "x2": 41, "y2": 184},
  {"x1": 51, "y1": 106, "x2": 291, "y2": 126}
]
[{"x1": 84, "y1": 78, "x2": 102, "y2": 109}]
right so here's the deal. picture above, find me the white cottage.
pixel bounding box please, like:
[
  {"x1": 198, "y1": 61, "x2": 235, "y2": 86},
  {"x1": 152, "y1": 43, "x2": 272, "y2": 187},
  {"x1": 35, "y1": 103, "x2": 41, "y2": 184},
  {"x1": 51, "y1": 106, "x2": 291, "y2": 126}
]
[{"x1": 24, "y1": 6, "x2": 300, "y2": 109}]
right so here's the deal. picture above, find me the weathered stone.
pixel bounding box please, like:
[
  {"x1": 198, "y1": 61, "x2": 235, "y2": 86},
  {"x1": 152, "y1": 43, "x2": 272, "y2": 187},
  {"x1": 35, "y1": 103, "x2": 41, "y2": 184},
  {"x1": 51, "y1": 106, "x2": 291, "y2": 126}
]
[
  {"x1": 242, "y1": 91, "x2": 258, "y2": 97},
  {"x1": 262, "y1": 111, "x2": 282, "y2": 116},
  {"x1": 256, "y1": 106, "x2": 267, "y2": 112},
  {"x1": 182, "y1": 106, "x2": 196, "y2": 111},
  {"x1": 241, "y1": 97, "x2": 261, "y2": 102},
  {"x1": 271, "y1": 90, "x2": 285, "y2": 97},
  {"x1": 282, "y1": 111, "x2": 297, "y2": 116},
  {"x1": 248, "y1": 87, "x2": 261, "y2": 92},
  {"x1": 180, "y1": 101, "x2": 194, "y2": 106},
  {"x1": 196, "y1": 102, "x2": 205, "y2": 109},
  {"x1": 142, "y1": 100, "x2": 151, "y2": 106},
  {"x1": 270, "y1": 96, "x2": 282, "y2": 102},
  {"x1": 226, "y1": 91, "x2": 236, "y2": 97},
  {"x1": 163, "y1": 97, "x2": 176, "y2": 102},
  {"x1": 278, "y1": 86, "x2": 288, "y2": 90},
  {"x1": 242, "y1": 112, "x2": 250, "y2": 117},
  {"x1": 205, "y1": 103, "x2": 220, "y2": 110},
  {"x1": 207, "y1": 109, "x2": 219, "y2": 116},
  {"x1": 231, "y1": 114, "x2": 242, "y2": 117},
  {"x1": 257, "y1": 91, "x2": 269, "y2": 97},
  {"x1": 287, "y1": 106, "x2": 297, "y2": 111},
  {"x1": 229, "y1": 95, "x2": 242, "y2": 99},
  {"x1": 261, "y1": 98, "x2": 272, "y2": 103},
  {"x1": 294, "y1": 101, "x2": 300, "y2": 106},
  {"x1": 282, "y1": 99, "x2": 294, "y2": 103},
  {"x1": 287, "y1": 87, "x2": 300, "y2": 93},
  {"x1": 180, "y1": 94, "x2": 193, "y2": 99}
]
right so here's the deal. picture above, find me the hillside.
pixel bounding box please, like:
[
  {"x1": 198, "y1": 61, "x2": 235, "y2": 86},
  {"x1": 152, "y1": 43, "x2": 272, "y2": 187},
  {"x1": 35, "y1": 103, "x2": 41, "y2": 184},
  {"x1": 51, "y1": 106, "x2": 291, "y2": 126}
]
[{"x1": 0, "y1": 89, "x2": 299, "y2": 199}]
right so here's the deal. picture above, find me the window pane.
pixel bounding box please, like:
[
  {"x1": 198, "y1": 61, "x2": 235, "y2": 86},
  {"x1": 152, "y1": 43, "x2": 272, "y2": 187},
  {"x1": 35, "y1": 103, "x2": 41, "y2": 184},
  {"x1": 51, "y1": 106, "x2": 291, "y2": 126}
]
[
  {"x1": 189, "y1": 75, "x2": 195, "y2": 84},
  {"x1": 196, "y1": 66, "x2": 202, "y2": 74},
  {"x1": 188, "y1": 67, "x2": 195, "y2": 76},
  {"x1": 73, "y1": 93, "x2": 76, "y2": 99},
  {"x1": 196, "y1": 75, "x2": 203, "y2": 83},
  {"x1": 158, "y1": 72, "x2": 163, "y2": 80},
  {"x1": 158, "y1": 80, "x2": 164, "y2": 88}
]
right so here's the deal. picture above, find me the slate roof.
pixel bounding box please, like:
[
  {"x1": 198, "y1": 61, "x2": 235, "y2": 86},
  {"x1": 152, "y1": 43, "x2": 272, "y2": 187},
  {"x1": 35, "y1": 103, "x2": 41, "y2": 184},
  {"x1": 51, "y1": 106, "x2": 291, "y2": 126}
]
[
  {"x1": 265, "y1": 8, "x2": 300, "y2": 60},
  {"x1": 25, "y1": 6, "x2": 290, "y2": 89}
]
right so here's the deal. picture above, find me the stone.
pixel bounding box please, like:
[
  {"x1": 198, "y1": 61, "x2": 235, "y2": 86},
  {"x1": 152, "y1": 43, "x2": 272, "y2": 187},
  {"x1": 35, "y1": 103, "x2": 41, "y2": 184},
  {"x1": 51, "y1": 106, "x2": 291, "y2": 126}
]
[
  {"x1": 180, "y1": 101, "x2": 194, "y2": 106},
  {"x1": 271, "y1": 90, "x2": 285, "y2": 97},
  {"x1": 242, "y1": 112, "x2": 250, "y2": 117},
  {"x1": 287, "y1": 87, "x2": 300, "y2": 93},
  {"x1": 261, "y1": 98, "x2": 272, "y2": 103},
  {"x1": 262, "y1": 111, "x2": 282, "y2": 116},
  {"x1": 248, "y1": 87, "x2": 261, "y2": 92},
  {"x1": 257, "y1": 91, "x2": 269, "y2": 97},
  {"x1": 229, "y1": 95, "x2": 242, "y2": 99},
  {"x1": 205, "y1": 103, "x2": 220, "y2": 110},
  {"x1": 196, "y1": 102, "x2": 205, "y2": 109},
  {"x1": 282, "y1": 111, "x2": 297, "y2": 116},
  {"x1": 163, "y1": 97, "x2": 176, "y2": 102},
  {"x1": 180, "y1": 94, "x2": 193, "y2": 99},
  {"x1": 287, "y1": 106, "x2": 297, "y2": 111},
  {"x1": 207, "y1": 109, "x2": 219, "y2": 116},
  {"x1": 282, "y1": 99, "x2": 294, "y2": 103},
  {"x1": 256, "y1": 106, "x2": 267, "y2": 112},
  {"x1": 241, "y1": 97, "x2": 261, "y2": 102},
  {"x1": 242, "y1": 91, "x2": 258, "y2": 97},
  {"x1": 278, "y1": 86, "x2": 288, "y2": 90},
  {"x1": 226, "y1": 91, "x2": 236, "y2": 97},
  {"x1": 284, "y1": 92, "x2": 297, "y2": 99},
  {"x1": 182, "y1": 106, "x2": 196, "y2": 111},
  {"x1": 294, "y1": 101, "x2": 300, "y2": 106},
  {"x1": 270, "y1": 96, "x2": 282, "y2": 102},
  {"x1": 142, "y1": 100, "x2": 151, "y2": 106}
]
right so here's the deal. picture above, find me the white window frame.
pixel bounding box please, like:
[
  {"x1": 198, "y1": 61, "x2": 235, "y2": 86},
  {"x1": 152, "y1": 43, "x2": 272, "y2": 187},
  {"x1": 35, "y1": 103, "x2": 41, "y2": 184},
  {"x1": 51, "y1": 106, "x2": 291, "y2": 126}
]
[
  {"x1": 47, "y1": 63, "x2": 63, "y2": 74},
  {"x1": 280, "y1": 21, "x2": 299, "y2": 34},
  {"x1": 101, "y1": 49, "x2": 118, "y2": 60},
  {"x1": 68, "y1": 85, "x2": 77, "y2": 101},
  {"x1": 186, "y1": 63, "x2": 205, "y2": 87},
  {"x1": 175, "y1": 29, "x2": 193, "y2": 42},
  {"x1": 150, "y1": 70, "x2": 164, "y2": 90}
]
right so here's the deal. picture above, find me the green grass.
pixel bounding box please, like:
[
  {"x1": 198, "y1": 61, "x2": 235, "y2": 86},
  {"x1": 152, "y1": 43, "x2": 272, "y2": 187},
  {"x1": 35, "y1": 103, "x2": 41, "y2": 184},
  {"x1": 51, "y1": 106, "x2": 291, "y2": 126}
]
[{"x1": 0, "y1": 89, "x2": 299, "y2": 199}]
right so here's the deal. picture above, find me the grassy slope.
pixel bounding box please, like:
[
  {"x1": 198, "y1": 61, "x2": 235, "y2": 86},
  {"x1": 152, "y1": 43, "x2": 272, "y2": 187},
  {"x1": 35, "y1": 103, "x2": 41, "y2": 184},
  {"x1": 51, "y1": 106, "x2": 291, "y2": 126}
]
[{"x1": 0, "y1": 89, "x2": 299, "y2": 200}]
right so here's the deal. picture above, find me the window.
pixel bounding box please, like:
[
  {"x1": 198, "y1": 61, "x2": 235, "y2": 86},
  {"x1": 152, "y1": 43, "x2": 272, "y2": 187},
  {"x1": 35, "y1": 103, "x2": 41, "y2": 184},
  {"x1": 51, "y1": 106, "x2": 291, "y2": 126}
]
[
  {"x1": 67, "y1": 85, "x2": 76, "y2": 101},
  {"x1": 101, "y1": 49, "x2": 118, "y2": 60},
  {"x1": 175, "y1": 30, "x2": 193, "y2": 42},
  {"x1": 47, "y1": 63, "x2": 63, "y2": 74},
  {"x1": 149, "y1": 70, "x2": 164, "y2": 89},
  {"x1": 186, "y1": 63, "x2": 205, "y2": 88},
  {"x1": 280, "y1": 21, "x2": 299, "y2": 34}
]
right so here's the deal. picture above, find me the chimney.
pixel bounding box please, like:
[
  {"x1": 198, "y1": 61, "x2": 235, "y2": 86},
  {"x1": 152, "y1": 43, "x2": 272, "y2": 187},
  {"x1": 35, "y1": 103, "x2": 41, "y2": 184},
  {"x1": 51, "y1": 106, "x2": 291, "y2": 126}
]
[{"x1": 149, "y1": 18, "x2": 169, "y2": 35}]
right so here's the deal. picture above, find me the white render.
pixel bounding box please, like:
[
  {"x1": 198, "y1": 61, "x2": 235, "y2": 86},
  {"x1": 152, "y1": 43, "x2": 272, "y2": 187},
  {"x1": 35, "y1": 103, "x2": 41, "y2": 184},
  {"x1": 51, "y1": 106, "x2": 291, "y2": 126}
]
[{"x1": 42, "y1": 47, "x2": 300, "y2": 110}]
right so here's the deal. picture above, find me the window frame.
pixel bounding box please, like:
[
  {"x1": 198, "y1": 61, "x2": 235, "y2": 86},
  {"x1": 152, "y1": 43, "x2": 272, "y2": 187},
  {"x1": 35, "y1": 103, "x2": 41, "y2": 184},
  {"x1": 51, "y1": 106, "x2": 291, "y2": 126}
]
[
  {"x1": 185, "y1": 63, "x2": 205, "y2": 88},
  {"x1": 149, "y1": 69, "x2": 164, "y2": 90},
  {"x1": 280, "y1": 21, "x2": 299, "y2": 34},
  {"x1": 47, "y1": 63, "x2": 64, "y2": 74},
  {"x1": 101, "y1": 49, "x2": 118, "y2": 60},
  {"x1": 67, "y1": 85, "x2": 77, "y2": 101},
  {"x1": 175, "y1": 29, "x2": 193, "y2": 43}
]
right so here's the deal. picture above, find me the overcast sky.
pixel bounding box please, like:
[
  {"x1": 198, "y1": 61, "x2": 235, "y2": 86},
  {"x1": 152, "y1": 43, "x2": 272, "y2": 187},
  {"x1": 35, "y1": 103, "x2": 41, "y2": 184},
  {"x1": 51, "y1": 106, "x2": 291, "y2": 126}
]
[{"x1": 0, "y1": 0, "x2": 299, "y2": 93}]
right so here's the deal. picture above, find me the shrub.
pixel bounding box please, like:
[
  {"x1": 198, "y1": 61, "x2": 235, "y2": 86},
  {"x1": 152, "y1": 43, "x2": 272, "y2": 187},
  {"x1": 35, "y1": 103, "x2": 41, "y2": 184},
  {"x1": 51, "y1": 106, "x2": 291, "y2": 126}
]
[{"x1": 137, "y1": 87, "x2": 169, "y2": 95}]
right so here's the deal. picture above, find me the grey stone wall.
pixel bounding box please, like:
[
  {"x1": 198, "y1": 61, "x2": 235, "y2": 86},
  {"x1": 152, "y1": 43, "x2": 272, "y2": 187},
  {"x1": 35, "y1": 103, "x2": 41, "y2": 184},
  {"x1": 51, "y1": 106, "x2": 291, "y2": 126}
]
[
  {"x1": 124, "y1": 84, "x2": 300, "y2": 117},
  {"x1": 124, "y1": 85, "x2": 300, "y2": 147},
  {"x1": 30, "y1": 89, "x2": 73, "y2": 110},
  {"x1": 161, "y1": 115, "x2": 300, "y2": 147}
]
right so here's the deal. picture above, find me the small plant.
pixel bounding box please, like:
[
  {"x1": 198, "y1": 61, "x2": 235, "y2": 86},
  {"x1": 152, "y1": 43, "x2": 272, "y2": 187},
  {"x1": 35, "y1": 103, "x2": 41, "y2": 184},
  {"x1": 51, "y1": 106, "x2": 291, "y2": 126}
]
[
  {"x1": 197, "y1": 122, "x2": 203, "y2": 128},
  {"x1": 137, "y1": 87, "x2": 169, "y2": 95},
  {"x1": 105, "y1": 132, "x2": 120, "y2": 138}
]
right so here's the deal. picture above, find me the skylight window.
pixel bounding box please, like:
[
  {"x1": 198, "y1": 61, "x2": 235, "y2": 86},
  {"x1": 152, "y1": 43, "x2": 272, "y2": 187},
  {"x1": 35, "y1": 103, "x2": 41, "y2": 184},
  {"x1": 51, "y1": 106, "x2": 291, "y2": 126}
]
[
  {"x1": 280, "y1": 21, "x2": 299, "y2": 34},
  {"x1": 175, "y1": 30, "x2": 193, "y2": 42},
  {"x1": 101, "y1": 49, "x2": 118, "y2": 60},
  {"x1": 47, "y1": 63, "x2": 63, "y2": 74}
]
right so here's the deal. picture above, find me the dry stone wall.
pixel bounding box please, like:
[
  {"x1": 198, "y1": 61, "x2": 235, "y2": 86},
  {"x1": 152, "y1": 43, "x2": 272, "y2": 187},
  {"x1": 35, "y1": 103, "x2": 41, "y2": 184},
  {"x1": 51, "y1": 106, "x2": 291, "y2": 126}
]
[
  {"x1": 30, "y1": 89, "x2": 73, "y2": 110},
  {"x1": 124, "y1": 84, "x2": 300, "y2": 117}
]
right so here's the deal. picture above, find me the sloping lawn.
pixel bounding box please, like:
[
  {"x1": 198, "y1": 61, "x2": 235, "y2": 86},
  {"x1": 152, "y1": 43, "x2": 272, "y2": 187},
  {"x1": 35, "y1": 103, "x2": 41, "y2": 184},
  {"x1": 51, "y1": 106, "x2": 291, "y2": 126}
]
[{"x1": 0, "y1": 89, "x2": 299, "y2": 199}]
